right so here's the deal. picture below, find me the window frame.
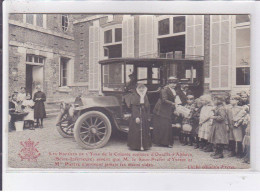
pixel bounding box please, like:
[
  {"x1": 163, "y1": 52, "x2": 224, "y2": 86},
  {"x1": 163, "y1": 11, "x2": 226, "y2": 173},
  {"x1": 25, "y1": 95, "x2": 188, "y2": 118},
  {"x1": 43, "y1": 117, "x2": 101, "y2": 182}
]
[
  {"x1": 104, "y1": 29, "x2": 113, "y2": 44},
  {"x1": 59, "y1": 57, "x2": 73, "y2": 87},
  {"x1": 101, "y1": 63, "x2": 125, "y2": 92},
  {"x1": 26, "y1": 54, "x2": 45, "y2": 66},
  {"x1": 157, "y1": 15, "x2": 186, "y2": 39},
  {"x1": 103, "y1": 24, "x2": 122, "y2": 46},
  {"x1": 232, "y1": 16, "x2": 251, "y2": 88},
  {"x1": 24, "y1": 14, "x2": 46, "y2": 28},
  {"x1": 61, "y1": 14, "x2": 69, "y2": 32}
]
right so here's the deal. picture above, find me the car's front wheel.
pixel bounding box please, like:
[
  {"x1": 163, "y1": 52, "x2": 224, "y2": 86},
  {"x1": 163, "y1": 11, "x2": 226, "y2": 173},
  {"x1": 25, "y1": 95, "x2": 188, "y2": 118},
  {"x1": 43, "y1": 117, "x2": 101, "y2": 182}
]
[
  {"x1": 56, "y1": 112, "x2": 74, "y2": 138},
  {"x1": 74, "y1": 111, "x2": 112, "y2": 149}
]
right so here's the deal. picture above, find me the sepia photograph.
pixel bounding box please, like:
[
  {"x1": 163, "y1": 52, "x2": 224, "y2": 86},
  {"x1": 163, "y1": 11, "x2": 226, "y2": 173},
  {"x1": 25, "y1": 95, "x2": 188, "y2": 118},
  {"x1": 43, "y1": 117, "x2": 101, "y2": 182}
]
[{"x1": 7, "y1": 13, "x2": 251, "y2": 170}]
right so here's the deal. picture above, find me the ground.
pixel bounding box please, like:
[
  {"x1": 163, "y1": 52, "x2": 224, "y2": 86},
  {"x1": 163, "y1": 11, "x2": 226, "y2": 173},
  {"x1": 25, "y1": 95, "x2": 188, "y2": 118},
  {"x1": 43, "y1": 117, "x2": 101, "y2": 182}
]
[{"x1": 8, "y1": 115, "x2": 250, "y2": 170}]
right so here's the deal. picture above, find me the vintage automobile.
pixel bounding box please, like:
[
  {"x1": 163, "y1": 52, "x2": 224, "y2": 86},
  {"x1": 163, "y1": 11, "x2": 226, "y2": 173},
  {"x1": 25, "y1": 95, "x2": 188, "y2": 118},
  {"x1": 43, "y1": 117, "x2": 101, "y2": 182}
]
[{"x1": 56, "y1": 54, "x2": 204, "y2": 149}]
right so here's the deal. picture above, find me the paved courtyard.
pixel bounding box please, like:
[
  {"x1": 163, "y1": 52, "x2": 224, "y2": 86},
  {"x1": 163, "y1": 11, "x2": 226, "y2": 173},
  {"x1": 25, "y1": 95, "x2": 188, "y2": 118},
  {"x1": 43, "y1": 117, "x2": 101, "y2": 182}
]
[{"x1": 8, "y1": 115, "x2": 250, "y2": 170}]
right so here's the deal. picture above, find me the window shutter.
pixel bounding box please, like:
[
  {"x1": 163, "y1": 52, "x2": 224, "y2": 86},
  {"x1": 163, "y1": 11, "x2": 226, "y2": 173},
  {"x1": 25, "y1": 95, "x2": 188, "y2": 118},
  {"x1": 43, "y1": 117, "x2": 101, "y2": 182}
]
[
  {"x1": 139, "y1": 15, "x2": 154, "y2": 57},
  {"x1": 210, "y1": 15, "x2": 231, "y2": 90},
  {"x1": 89, "y1": 24, "x2": 100, "y2": 90},
  {"x1": 122, "y1": 15, "x2": 134, "y2": 57},
  {"x1": 186, "y1": 15, "x2": 204, "y2": 57}
]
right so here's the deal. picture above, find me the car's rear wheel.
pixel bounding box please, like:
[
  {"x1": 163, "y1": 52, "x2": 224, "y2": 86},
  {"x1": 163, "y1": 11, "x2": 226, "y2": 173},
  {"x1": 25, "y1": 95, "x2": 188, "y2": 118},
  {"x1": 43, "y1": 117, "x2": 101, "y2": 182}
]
[
  {"x1": 74, "y1": 111, "x2": 112, "y2": 149},
  {"x1": 56, "y1": 112, "x2": 74, "y2": 138}
]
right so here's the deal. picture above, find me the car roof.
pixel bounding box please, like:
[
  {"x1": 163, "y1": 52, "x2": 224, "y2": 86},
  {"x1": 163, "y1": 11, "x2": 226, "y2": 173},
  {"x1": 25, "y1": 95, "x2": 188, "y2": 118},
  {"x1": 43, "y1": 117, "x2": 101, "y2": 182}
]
[{"x1": 99, "y1": 56, "x2": 204, "y2": 65}]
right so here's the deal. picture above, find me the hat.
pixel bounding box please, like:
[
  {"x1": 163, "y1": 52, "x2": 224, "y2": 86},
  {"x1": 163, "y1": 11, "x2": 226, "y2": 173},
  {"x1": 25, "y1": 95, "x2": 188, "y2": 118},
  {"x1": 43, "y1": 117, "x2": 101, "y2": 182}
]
[
  {"x1": 230, "y1": 95, "x2": 241, "y2": 101},
  {"x1": 167, "y1": 76, "x2": 179, "y2": 84},
  {"x1": 179, "y1": 78, "x2": 190, "y2": 84}
]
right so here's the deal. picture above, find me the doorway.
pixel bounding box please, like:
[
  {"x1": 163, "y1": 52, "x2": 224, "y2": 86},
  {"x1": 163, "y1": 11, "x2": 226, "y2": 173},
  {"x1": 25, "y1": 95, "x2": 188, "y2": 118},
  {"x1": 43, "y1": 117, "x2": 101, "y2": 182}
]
[{"x1": 26, "y1": 64, "x2": 44, "y2": 96}]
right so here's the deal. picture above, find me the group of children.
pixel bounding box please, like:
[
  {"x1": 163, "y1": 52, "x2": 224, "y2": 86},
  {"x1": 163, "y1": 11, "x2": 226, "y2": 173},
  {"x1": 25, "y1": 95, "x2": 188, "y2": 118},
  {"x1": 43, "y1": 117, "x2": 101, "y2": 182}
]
[{"x1": 176, "y1": 91, "x2": 250, "y2": 163}]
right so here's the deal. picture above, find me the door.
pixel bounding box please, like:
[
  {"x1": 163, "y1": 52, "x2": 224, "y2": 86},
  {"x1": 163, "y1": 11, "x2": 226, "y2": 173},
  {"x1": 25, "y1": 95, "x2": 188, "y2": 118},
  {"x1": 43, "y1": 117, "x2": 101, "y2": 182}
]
[
  {"x1": 32, "y1": 66, "x2": 44, "y2": 96},
  {"x1": 26, "y1": 64, "x2": 33, "y2": 95}
]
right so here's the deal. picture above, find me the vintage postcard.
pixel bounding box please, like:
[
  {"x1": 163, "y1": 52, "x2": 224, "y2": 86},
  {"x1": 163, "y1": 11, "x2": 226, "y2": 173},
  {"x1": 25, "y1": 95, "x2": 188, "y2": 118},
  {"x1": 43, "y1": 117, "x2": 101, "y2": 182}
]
[{"x1": 6, "y1": 13, "x2": 251, "y2": 170}]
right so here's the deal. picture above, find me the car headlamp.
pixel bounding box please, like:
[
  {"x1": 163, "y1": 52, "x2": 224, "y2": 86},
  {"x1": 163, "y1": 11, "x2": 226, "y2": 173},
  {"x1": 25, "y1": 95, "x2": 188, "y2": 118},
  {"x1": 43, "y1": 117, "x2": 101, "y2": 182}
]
[{"x1": 68, "y1": 104, "x2": 75, "y2": 117}]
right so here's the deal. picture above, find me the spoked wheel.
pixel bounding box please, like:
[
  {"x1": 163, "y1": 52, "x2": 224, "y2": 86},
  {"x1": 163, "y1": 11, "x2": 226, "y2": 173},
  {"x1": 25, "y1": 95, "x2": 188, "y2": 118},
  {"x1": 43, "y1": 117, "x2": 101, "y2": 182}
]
[
  {"x1": 56, "y1": 112, "x2": 74, "y2": 138},
  {"x1": 74, "y1": 111, "x2": 112, "y2": 149}
]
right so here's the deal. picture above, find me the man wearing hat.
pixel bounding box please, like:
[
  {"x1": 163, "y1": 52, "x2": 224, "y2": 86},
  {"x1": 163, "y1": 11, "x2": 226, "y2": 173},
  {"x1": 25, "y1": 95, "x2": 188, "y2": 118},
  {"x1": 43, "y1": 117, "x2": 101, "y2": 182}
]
[{"x1": 152, "y1": 76, "x2": 179, "y2": 148}]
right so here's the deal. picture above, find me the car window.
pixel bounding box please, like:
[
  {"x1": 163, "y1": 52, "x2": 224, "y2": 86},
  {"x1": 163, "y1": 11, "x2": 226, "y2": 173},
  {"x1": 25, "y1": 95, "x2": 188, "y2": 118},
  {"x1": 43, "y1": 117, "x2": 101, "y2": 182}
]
[
  {"x1": 152, "y1": 67, "x2": 160, "y2": 84},
  {"x1": 126, "y1": 64, "x2": 134, "y2": 82},
  {"x1": 103, "y1": 63, "x2": 124, "y2": 91},
  {"x1": 137, "y1": 67, "x2": 148, "y2": 84}
]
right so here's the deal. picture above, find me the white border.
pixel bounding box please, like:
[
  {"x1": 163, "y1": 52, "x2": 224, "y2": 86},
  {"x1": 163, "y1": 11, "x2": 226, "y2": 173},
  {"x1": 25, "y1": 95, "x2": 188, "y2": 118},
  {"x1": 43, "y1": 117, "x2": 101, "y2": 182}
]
[{"x1": 3, "y1": 0, "x2": 260, "y2": 190}]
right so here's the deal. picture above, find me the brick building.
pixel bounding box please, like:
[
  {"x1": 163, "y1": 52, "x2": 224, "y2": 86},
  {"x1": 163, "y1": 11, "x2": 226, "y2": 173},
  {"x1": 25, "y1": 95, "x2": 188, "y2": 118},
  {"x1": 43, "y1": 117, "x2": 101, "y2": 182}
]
[
  {"x1": 8, "y1": 14, "x2": 250, "y2": 105},
  {"x1": 8, "y1": 14, "x2": 90, "y2": 105}
]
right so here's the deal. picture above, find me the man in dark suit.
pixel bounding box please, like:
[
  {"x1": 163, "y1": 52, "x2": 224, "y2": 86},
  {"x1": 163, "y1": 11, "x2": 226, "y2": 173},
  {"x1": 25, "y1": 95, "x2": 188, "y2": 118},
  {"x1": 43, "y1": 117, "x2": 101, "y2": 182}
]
[{"x1": 152, "y1": 77, "x2": 178, "y2": 148}]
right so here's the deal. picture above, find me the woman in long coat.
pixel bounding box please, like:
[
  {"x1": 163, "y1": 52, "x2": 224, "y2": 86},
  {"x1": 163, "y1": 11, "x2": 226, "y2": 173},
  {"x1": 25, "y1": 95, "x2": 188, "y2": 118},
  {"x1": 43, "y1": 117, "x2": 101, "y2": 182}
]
[
  {"x1": 152, "y1": 77, "x2": 178, "y2": 148},
  {"x1": 127, "y1": 83, "x2": 151, "y2": 151},
  {"x1": 33, "y1": 85, "x2": 46, "y2": 128}
]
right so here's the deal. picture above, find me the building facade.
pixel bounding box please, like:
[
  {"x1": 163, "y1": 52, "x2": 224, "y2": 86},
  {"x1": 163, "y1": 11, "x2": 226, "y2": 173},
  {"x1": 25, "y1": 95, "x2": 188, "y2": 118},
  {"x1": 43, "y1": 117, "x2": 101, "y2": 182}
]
[{"x1": 8, "y1": 14, "x2": 250, "y2": 105}]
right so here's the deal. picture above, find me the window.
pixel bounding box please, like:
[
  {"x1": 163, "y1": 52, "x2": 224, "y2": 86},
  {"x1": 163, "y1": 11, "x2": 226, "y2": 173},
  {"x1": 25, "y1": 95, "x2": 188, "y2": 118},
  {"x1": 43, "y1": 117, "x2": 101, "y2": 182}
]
[
  {"x1": 104, "y1": 48, "x2": 109, "y2": 57},
  {"x1": 236, "y1": 15, "x2": 250, "y2": 24},
  {"x1": 25, "y1": 14, "x2": 45, "y2": 27},
  {"x1": 236, "y1": 27, "x2": 250, "y2": 85},
  {"x1": 62, "y1": 14, "x2": 69, "y2": 32},
  {"x1": 60, "y1": 58, "x2": 69, "y2": 87},
  {"x1": 102, "y1": 63, "x2": 124, "y2": 91},
  {"x1": 126, "y1": 64, "x2": 134, "y2": 82},
  {"x1": 26, "y1": 14, "x2": 34, "y2": 25},
  {"x1": 158, "y1": 18, "x2": 170, "y2": 35},
  {"x1": 26, "y1": 55, "x2": 44, "y2": 65},
  {"x1": 137, "y1": 67, "x2": 148, "y2": 84},
  {"x1": 104, "y1": 29, "x2": 113, "y2": 44},
  {"x1": 36, "y1": 14, "x2": 43, "y2": 27},
  {"x1": 152, "y1": 67, "x2": 160, "y2": 84},
  {"x1": 115, "y1": 28, "x2": 122, "y2": 42},
  {"x1": 173, "y1": 16, "x2": 185, "y2": 33}
]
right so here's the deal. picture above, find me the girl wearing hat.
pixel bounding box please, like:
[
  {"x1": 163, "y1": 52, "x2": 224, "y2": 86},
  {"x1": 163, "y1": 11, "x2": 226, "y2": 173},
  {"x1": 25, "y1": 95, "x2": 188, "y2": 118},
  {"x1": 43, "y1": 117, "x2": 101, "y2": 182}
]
[
  {"x1": 152, "y1": 76, "x2": 178, "y2": 148},
  {"x1": 127, "y1": 83, "x2": 151, "y2": 151},
  {"x1": 33, "y1": 85, "x2": 46, "y2": 128}
]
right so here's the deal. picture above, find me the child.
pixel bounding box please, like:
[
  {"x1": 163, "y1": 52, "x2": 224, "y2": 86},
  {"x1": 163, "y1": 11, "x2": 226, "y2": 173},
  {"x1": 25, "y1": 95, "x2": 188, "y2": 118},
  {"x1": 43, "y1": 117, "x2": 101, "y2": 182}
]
[
  {"x1": 209, "y1": 96, "x2": 229, "y2": 159},
  {"x1": 191, "y1": 97, "x2": 203, "y2": 149},
  {"x1": 181, "y1": 95, "x2": 195, "y2": 146},
  {"x1": 22, "y1": 93, "x2": 35, "y2": 130},
  {"x1": 198, "y1": 95, "x2": 214, "y2": 151},
  {"x1": 228, "y1": 95, "x2": 247, "y2": 158}
]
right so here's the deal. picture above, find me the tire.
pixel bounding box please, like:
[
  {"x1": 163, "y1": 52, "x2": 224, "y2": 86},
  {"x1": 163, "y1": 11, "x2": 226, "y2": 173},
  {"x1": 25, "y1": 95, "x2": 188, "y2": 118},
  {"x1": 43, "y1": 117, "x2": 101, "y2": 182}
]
[
  {"x1": 74, "y1": 111, "x2": 112, "y2": 149},
  {"x1": 56, "y1": 112, "x2": 74, "y2": 138}
]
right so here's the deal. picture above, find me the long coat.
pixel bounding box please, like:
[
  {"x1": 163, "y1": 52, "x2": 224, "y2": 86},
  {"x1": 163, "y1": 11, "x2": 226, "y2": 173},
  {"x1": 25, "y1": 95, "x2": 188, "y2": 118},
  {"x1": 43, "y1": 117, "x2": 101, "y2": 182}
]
[
  {"x1": 152, "y1": 87, "x2": 176, "y2": 146},
  {"x1": 127, "y1": 92, "x2": 151, "y2": 150},
  {"x1": 230, "y1": 105, "x2": 246, "y2": 142},
  {"x1": 153, "y1": 87, "x2": 176, "y2": 119},
  {"x1": 33, "y1": 91, "x2": 46, "y2": 119},
  {"x1": 209, "y1": 105, "x2": 229, "y2": 145}
]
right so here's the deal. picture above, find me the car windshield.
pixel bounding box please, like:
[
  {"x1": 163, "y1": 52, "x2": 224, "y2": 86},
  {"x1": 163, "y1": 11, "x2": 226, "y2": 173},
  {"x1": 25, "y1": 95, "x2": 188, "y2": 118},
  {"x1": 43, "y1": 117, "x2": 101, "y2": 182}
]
[{"x1": 102, "y1": 63, "x2": 125, "y2": 91}]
